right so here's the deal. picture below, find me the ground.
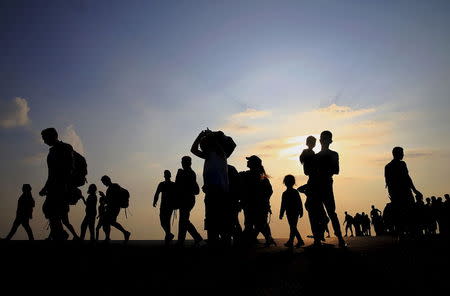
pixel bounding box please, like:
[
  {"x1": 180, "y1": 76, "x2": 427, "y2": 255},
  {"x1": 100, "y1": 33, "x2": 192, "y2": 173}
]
[{"x1": 1, "y1": 236, "x2": 448, "y2": 295}]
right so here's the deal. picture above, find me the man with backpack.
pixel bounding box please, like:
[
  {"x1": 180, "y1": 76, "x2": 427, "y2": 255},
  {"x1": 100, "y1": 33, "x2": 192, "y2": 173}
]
[
  {"x1": 100, "y1": 175, "x2": 131, "y2": 243},
  {"x1": 39, "y1": 127, "x2": 76, "y2": 240}
]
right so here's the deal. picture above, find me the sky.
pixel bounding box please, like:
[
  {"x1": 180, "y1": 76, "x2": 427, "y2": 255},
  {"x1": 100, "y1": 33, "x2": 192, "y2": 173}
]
[{"x1": 1, "y1": 0, "x2": 450, "y2": 240}]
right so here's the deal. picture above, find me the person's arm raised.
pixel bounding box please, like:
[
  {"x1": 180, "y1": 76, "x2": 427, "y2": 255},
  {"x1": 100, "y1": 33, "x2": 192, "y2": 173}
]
[{"x1": 190, "y1": 131, "x2": 207, "y2": 159}]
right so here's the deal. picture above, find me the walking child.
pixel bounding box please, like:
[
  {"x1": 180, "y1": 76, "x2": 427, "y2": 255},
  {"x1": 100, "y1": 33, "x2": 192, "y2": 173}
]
[
  {"x1": 279, "y1": 175, "x2": 304, "y2": 248},
  {"x1": 80, "y1": 184, "x2": 98, "y2": 241},
  {"x1": 2, "y1": 184, "x2": 35, "y2": 240}
]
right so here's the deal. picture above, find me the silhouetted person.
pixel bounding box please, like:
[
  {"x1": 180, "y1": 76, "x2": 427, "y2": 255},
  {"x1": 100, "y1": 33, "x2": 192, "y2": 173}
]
[
  {"x1": 353, "y1": 213, "x2": 362, "y2": 236},
  {"x1": 343, "y1": 211, "x2": 354, "y2": 237},
  {"x1": 361, "y1": 212, "x2": 371, "y2": 236},
  {"x1": 175, "y1": 156, "x2": 203, "y2": 246},
  {"x1": 240, "y1": 155, "x2": 276, "y2": 246},
  {"x1": 383, "y1": 203, "x2": 394, "y2": 234},
  {"x1": 80, "y1": 184, "x2": 97, "y2": 241},
  {"x1": 384, "y1": 147, "x2": 422, "y2": 237},
  {"x1": 39, "y1": 127, "x2": 74, "y2": 240},
  {"x1": 434, "y1": 197, "x2": 444, "y2": 235},
  {"x1": 228, "y1": 164, "x2": 243, "y2": 245},
  {"x1": 2, "y1": 184, "x2": 35, "y2": 240},
  {"x1": 443, "y1": 194, "x2": 450, "y2": 237},
  {"x1": 279, "y1": 175, "x2": 304, "y2": 248},
  {"x1": 95, "y1": 191, "x2": 107, "y2": 240},
  {"x1": 414, "y1": 195, "x2": 426, "y2": 236},
  {"x1": 153, "y1": 170, "x2": 176, "y2": 244},
  {"x1": 370, "y1": 205, "x2": 383, "y2": 236},
  {"x1": 298, "y1": 135, "x2": 329, "y2": 246},
  {"x1": 191, "y1": 129, "x2": 236, "y2": 246},
  {"x1": 315, "y1": 131, "x2": 346, "y2": 247},
  {"x1": 100, "y1": 175, "x2": 131, "y2": 243}
]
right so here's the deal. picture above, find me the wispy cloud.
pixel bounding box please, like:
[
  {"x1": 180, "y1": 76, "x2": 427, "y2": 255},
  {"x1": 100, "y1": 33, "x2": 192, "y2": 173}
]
[
  {"x1": 0, "y1": 97, "x2": 31, "y2": 128},
  {"x1": 314, "y1": 103, "x2": 375, "y2": 119},
  {"x1": 62, "y1": 125, "x2": 85, "y2": 155},
  {"x1": 221, "y1": 108, "x2": 271, "y2": 134},
  {"x1": 230, "y1": 109, "x2": 271, "y2": 120}
]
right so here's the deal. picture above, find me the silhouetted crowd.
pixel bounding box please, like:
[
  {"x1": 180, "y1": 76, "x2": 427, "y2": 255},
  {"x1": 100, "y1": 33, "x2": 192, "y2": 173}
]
[{"x1": 1, "y1": 127, "x2": 449, "y2": 247}]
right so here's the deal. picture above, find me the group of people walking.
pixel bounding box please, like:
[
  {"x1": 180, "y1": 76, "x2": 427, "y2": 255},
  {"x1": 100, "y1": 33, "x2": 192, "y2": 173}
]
[
  {"x1": 2, "y1": 127, "x2": 448, "y2": 246},
  {"x1": 1, "y1": 128, "x2": 131, "y2": 242}
]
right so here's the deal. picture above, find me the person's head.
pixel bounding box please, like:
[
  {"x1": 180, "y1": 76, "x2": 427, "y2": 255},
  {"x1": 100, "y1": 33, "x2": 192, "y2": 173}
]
[
  {"x1": 283, "y1": 174, "x2": 295, "y2": 188},
  {"x1": 392, "y1": 147, "x2": 404, "y2": 160},
  {"x1": 22, "y1": 184, "x2": 32, "y2": 193},
  {"x1": 426, "y1": 197, "x2": 431, "y2": 203},
  {"x1": 164, "y1": 170, "x2": 171, "y2": 180},
  {"x1": 246, "y1": 155, "x2": 268, "y2": 178},
  {"x1": 362, "y1": 212, "x2": 365, "y2": 215},
  {"x1": 320, "y1": 130, "x2": 333, "y2": 148},
  {"x1": 345, "y1": 211, "x2": 348, "y2": 215},
  {"x1": 101, "y1": 175, "x2": 112, "y2": 187},
  {"x1": 431, "y1": 196, "x2": 436, "y2": 201},
  {"x1": 181, "y1": 156, "x2": 192, "y2": 170},
  {"x1": 306, "y1": 136, "x2": 316, "y2": 150},
  {"x1": 437, "y1": 197, "x2": 442, "y2": 202},
  {"x1": 88, "y1": 184, "x2": 97, "y2": 194},
  {"x1": 445, "y1": 194, "x2": 449, "y2": 201},
  {"x1": 41, "y1": 128, "x2": 59, "y2": 146},
  {"x1": 416, "y1": 194, "x2": 423, "y2": 202},
  {"x1": 371, "y1": 205, "x2": 375, "y2": 209}
]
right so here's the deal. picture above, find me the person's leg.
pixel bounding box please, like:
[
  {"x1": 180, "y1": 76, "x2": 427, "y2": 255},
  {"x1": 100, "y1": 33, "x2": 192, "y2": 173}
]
[
  {"x1": 177, "y1": 208, "x2": 188, "y2": 244},
  {"x1": 321, "y1": 183, "x2": 343, "y2": 240},
  {"x1": 80, "y1": 216, "x2": 88, "y2": 240},
  {"x1": 5, "y1": 218, "x2": 21, "y2": 240},
  {"x1": 96, "y1": 219, "x2": 103, "y2": 241},
  {"x1": 21, "y1": 220, "x2": 34, "y2": 240},
  {"x1": 88, "y1": 216, "x2": 96, "y2": 240},
  {"x1": 62, "y1": 213, "x2": 80, "y2": 239},
  {"x1": 160, "y1": 207, "x2": 172, "y2": 239}
]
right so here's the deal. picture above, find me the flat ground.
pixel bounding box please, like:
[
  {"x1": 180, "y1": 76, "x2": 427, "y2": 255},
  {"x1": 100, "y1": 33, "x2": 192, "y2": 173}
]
[{"x1": 1, "y1": 236, "x2": 448, "y2": 295}]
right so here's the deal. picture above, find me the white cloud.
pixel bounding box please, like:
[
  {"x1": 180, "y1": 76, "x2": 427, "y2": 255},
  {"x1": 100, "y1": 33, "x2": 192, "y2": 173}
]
[
  {"x1": 62, "y1": 125, "x2": 85, "y2": 155},
  {"x1": 0, "y1": 97, "x2": 31, "y2": 128}
]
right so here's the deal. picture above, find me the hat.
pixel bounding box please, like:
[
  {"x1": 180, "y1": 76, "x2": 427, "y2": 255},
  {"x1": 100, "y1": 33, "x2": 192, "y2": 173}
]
[{"x1": 246, "y1": 155, "x2": 262, "y2": 164}]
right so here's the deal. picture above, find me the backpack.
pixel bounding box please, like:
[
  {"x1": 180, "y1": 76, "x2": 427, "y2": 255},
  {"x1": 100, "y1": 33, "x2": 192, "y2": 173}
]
[
  {"x1": 68, "y1": 187, "x2": 83, "y2": 205},
  {"x1": 118, "y1": 186, "x2": 130, "y2": 209},
  {"x1": 72, "y1": 151, "x2": 88, "y2": 187}
]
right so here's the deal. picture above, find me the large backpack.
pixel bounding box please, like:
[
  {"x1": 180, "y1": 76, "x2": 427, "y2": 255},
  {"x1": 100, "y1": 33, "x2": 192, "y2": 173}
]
[
  {"x1": 118, "y1": 186, "x2": 130, "y2": 209},
  {"x1": 72, "y1": 151, "x2": 88, "y2": 187}
]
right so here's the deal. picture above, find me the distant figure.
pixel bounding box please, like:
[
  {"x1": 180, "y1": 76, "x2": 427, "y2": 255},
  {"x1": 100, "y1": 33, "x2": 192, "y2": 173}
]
[
  {"x1": 384, "y1": 147, "x2": 422, "y2": 237},
  {"x1": 174, "y1": 156, "x2": 203, "y2": 246},
  {"x1": 382, "y1": 203, "x2": 394, "y2": 234},
  {"x1": 353, "y1": 213, "x2": 362, "y2": 236},
  {"x1": 80, "y1": 184, "x2": 98, "y2": 241},
  {"x1": 413, "y1": 195, "x2": 426, "y2": 236},
  {"x1": 153, "y1": 170, "x2": 176, "y2": 244},
  {"x1": 315, "y1": 131, "x2": 346, "y2": 247},
  {"x1": 95, "y1": 191, "x2": 107, "y2": 240},
  {"x1": 279, "y1": 175, "x2": 304, "y2": 248},
  {"x1": 39, "y1": 127, "x2": 74, "y2": 240},
  {"x1": 361, "y1": 212, "x2": 371, "y2": 236},
  {"x1": 298, "y1": 135, "x2": 329, "y2": 246},
  {"x1": 191, "y1": 129, "x2": 236, "y2": 246},
  {"x1": 240, "y1": 155, "x2": 276, "y2": 246},
  {"x1": 443, "y1": 194, "x2": 450, "y2": 237},
  {"x1": 370, "y1": 205, "x2": 384, "y2": 236},
  {"x1": 343, "y1": 211, "x2": 354, "y2": 237},
  {"x1": 2, "y1": 184, "x2": 35, "y2": 240},
  {"x1": 100, "y1": 175, "x2": 131, "y2": 243}
]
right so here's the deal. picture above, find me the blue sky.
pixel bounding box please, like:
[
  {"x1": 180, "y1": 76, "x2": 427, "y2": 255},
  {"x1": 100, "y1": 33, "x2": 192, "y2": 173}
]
[{"x1": 1, "y1": 0, "x2": 450, "y2": 239}]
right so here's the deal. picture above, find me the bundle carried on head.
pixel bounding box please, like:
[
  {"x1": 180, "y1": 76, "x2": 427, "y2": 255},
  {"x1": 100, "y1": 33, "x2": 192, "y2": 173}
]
[{"x1": 200, "y1": 129, "x2": 236, "y2": 158}]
